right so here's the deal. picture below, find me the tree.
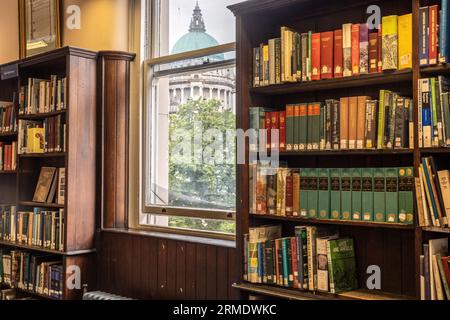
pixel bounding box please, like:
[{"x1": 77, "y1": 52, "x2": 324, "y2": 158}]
[{"x1": 168, "y1": 98, "x2": 236, "y2": 233}]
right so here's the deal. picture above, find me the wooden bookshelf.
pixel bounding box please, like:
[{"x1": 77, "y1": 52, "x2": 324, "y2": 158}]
[
  {"x1": 229, "y1": 0, "x2": 422, "y2": 300},
  {"x1": 0, "y1": 131, "x2": 17, "y2": 138},
  {"x1": 0, "y1": 47, "x2": 98, "y2": 300}
]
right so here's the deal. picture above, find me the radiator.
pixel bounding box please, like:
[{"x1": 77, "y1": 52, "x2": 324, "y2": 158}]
[{"x1": 83, "y1": 291, "x2": 133, "y2": 300}]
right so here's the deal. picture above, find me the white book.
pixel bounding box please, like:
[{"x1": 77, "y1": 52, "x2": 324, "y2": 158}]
[
  {"x1": 429, "y1": 238, "x2": 448, "y2": 300},
  {"x1": 432, "y1": 254, "x2": 445, "y2": 300},
  {"x1": 342, "y1": 23, "x2": 352, "y2": 77}
]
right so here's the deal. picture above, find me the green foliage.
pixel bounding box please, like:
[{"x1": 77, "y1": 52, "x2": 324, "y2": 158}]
[{"x1": 168, "y1": 98, "x2": 236, "y2": 234}]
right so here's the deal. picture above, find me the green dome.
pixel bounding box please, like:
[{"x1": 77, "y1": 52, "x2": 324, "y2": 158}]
[{"x1": 171, "y1": 2, "x2": 224, "y2": 61}]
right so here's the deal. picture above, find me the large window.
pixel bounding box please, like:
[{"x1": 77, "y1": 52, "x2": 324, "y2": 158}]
[{"x1": 140, "y1": 0, "x2": 239, "y2": 238}]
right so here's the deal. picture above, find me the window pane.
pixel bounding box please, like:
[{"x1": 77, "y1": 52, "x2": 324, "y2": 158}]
[
  {"x1": 155, "y1": 0, "x2": 241, "y2": 57},
  {"x1": 145, "y1": 65, "x2": 236, "y2": 213}
]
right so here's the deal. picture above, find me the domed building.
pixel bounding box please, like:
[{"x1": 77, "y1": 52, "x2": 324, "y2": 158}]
[{"x1": 169, "y1": 3, "x2": 236, "y2": 113}]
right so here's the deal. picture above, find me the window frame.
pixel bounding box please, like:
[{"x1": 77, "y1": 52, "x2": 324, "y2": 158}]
[{"x1": 138, "y1": 0, "x2": 237, "y2": 238}]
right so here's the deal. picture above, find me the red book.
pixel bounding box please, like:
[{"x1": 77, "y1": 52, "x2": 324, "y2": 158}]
[
  {"x1": 369, "y1": 32, "x2": 378, "y2": 73},
  {"x1": 429, "y1": 5, "x2": 438, "y2": 65},
  {"x1": 279, "y1": 111, "x2": 286, "y2": 151},
  {"x1": 5, "y1": 144, "x2": 11, "y2": 171},
  {"x1": 351, "y1": 24, "x2": 360, "y2": 76},
  {"x1": 320, "y1": 31, "x2": 334, "y2": 79},
  {"x1": 377, "y1": 26, "x2": 383, "y2": 72},
  {"x1": 265, "y1": 112, "x2": 271, "y2": 150},
  {"x1": 334, "y1": 29, "x2": 343, "y2": 78},
  {"x1": 271, "y1": 111, "x2": 280, "y2": 150},
  {"x1": 311, "y1": 33, "x2": 321, "y2": 81},
  {"x1": 0, "y1": 142, "x2": 3, "y2": 170},
  {"x1": 290, "y1": 237, "x2": 299, "y2": 288},
  {"x1": 285, "y1": 173, "x2": 293, "y2": 216}
]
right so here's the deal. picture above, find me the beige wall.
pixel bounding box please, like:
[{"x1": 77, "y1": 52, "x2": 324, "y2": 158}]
[{"x1": 0, "y1": 0, "x2": 130, "y2": 64}]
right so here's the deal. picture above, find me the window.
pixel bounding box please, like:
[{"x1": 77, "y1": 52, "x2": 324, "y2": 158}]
[{"x1": 140, "y1": 0, "x2": 239, "y2": 238}]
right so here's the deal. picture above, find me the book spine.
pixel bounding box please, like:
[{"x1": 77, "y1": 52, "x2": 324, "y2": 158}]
[
  {"x1": 292, "y1": 170, "x2": 300, "y2": 217},
  {"x1": 307, "y1": 227, "x2": 317, "y2": 290},
  {"x1": 279, "y1": 110, "x2": 286, "y2": 152},
  {"x1": 385, "y1": 167, "x2": 399, "y2": 223},
  {"x1": 356, "y1": 96, "x2": 367, "y2": 149},
  {"x1": 299, "y1": 104, "x2": 308, "y2": 150},
  {"x1": 351, "y1": 24, "x2": 360, "y2": 76},
  {"x1": 377, "y1": 26, "x2": 383, "y2": 72},
  {"x1": 342, "y1": 23, "x2": 352, "y2": 77},
  {"x1": 341, "y1": 168, "x2": 352, "y2": 220},
  {"x1": 294, "y1": 104, "x2": 300, "y2": 151},
  {"x1": 308, "y1": 168, "x2": 318, "y2": 218},
  {"x1": 268, "y1": 39, "x2": 276, "y2": 85},
  {"x1": 351, "y1": 168, "x2": 362, "y2": 220},
  {"x1": 318, "y1": 168, "x2": 330, "y2": 219},
  {"x1": 286, "y1": 170, "x2": 294, "y2": 216},
  {"x1": 362, "y1": 168, "x2": 374, "y2": 221},
  {"x1": 340, "y1": 97, "x2": 349, "y2": 149},
  {"x1": 374, "y1": 168, "x2": 386, "y2": 222},
  {"x1": 320, "y1": 31, "x2": 333, "y2": 79},
  {"x1": 275, "y1": 38, "x2": 282, "y2": 84},
  {"x1": 331, "y1": 100, "x2": 340, "y2": 150},
  {"x1": 300, "y1": 169, "x2": 309, "y2": 217},
  {"x1": 311, "y1": 33, "x2": 321, "y2": 81},
  {"x1": 316, "y1": 237, "x2": 329, "y2": 292},
  {"x1": 348, "y1": 96, "x2": 358, "y2": 149},
  {"x1": 330, "y1": 170, "x2": 341, "y2": 220},
  {"x1": 325, "y1": 101, "x2": 332, "y2": 150},
  {"x1": 286, "y1": 105, "x2": 295, "y2": 151},
  {"x1": 369, "y1": 32, "x2": 378, "y2": 73},
  {"x1": 334, "y1": 30, "x2": 343, "y2": 78},
  {"x1": 398, "y1": 13, "x2": 413, "y2": 70},
  {"x1": 359, "y1": 23, "x2": 369, "y2": 74},
  {"x1": 382, "y1": 15, "x2": 398, "y2": 70},
  {"x1": 394, "y1": 97, "x2": 405, "y2": 148},
  {"x1": 420, "y1": 7, "x2": 429, "y2": 65},
  {"x1": 429, "y1": 5, "x2": 438, "y2": 65},
  {"x1": 440, "y1": 1, "x2": 449, "y2": 63},
  {"x1": 290, "y1": 237, "x2": 299, "y2": 288},
  {"x1": 301, "y1": 33, "x2": 308, "y2": 82}
]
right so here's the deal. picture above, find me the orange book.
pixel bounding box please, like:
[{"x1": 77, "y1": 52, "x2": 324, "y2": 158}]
[
  {"x1": 357, "y1": 96, "x2": 369, "y2": 149},
  {"x1": 340, "y1": 97, "x2": 349, "y2": 149},
  {"x1": 320, "y1": 31, "x2": 334, "y2": 79},
  {"x1": 351, "y1": 24, "x2": 360, "y2": 76},
  {"x1": 348, "y1": 96, "x2": 358, "y2": 149},
  {"x1": 311, "y1": 33, "x2": 321, "y2": 81}
]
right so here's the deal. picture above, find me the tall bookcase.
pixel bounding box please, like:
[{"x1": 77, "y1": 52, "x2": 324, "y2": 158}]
[
  {"x1": 0, "y1": 47, "x2": 98, "y2": 300},
  {"x1": 229, "y1": 0, "x2": 450, "y2": 300}
]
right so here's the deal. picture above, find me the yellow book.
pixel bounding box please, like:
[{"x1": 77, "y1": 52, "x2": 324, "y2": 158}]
[
  {"x1": 27, "y1": 127, "x2": 45, "y2": 153},
  {"x1": 382, "y1": 15, "x2": 398, "y2": 70},
  {"x1": 398, "y1": 13, "x2": 412, "y2": 70}
]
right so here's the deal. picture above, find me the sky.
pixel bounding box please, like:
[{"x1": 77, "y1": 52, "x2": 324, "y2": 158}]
[{"x1": 169, "y1": 0, "x2": 241, "y2": 51}]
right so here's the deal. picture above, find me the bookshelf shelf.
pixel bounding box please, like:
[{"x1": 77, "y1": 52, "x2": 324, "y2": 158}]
[
  {"x1": 233, "y1": 283, "x2": 415, "y2": 301},
  {"x1": 419, "y1": 147, "x2": 450, "y2": 154},
  {"x1": 420, "y1": 64, "x2": 450, "y2": 75},
  {"x1": 1, "y1": 285, "x2": 62, "y2": 300},
  {"x1": 422, "y1": 227, "x2": 450, "y2": 234},
  {"x1": 18, "y1": 152, "x2": 66, "y2": 158},
  {"x1": 0, "y1": 131, "x2": 17, "y2": 138},
  {"x1": 18, "y1": 201, "x2": 64, "y2": 209},
  {"x1": 249, "y1": 213, "x2": 415, "y2": 230},
  {"x1": 0, "y1": 239, "x2": 96, "y2": 256},
  {"x1": 249, "y1": 70, "x2": 412, "y2": 95},
  {"x1": 18, "y1": 110, "x2": 66, "y2": 120},
  {"x1": 0, "y1": 170, "x2": 16, "y2": 174},
  {"x1": 278, "y1": 149, "x2": 414, "y2": 156}
]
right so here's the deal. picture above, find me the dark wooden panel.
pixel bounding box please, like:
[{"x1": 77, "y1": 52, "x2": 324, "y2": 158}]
[{"x1": 98, "y1": 231, "x2": 237, "y2": 300}]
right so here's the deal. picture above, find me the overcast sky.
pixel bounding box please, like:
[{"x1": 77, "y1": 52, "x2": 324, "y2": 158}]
[{"x1": 169, "y1": 0, "x2": 241, "y2": 51}]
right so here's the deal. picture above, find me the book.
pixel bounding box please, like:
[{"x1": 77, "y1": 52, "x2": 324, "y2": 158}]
[
  {"x1": 327, "y1": 238, "x2": 358, "y2": 293},
  {"x1": 382, "y1": 15, "x2": 398, "y2": 70},
  {"x1": 369, "y1": 32, "x2": 378, "y2": 73},
  {"x1": 348, "y1": 96, "x2": 358, "y2": 149},
  {"x1": 317, "y1": 235, "x2": 338, "y2": 292},
  {"x1": 334, "y1": 29, "x2": 343, "y2": 78},
  {"x1": 351, "y1": 24, "x2": 360, "y2": 76},
  {"x1": 429, "y1": 6, "x2": 439, "y2": 65},
  {"x1": 351, "y1": 168, "x2": 362, "y2": 220},
  {"x1": 385, "y1": 167, "x2": 399, "y2": 223},
  {"x1": 340, "y1": 97, "x2": 349, "y2": 149},
  {"x1": 311, "y1": 33, "x2": 321, "y2": 81},
  {"x1": 362, "y1": 168, "x2": 374, "y2": 221},
  {"x1": 320, "y1": 31, "x2": 334, "y2": 79},
  {"x1": 373, "y1": 168, "x2": 386, "y2": 222},
  {"x1": 342, "y1": 23, "x2": 352, "y2": 77},
  {"x1": 420, "y1": 7, "x2": 429, "y2": 65},
  {"x1": 359, "y1": 23, "x2": 369, "y2": 74},
  {"x1": 33, "y1": 167, "x2": 57, "y2": 203},
  {"x1": 398, "y1": 13, "x2": 413, "y2": 70}
]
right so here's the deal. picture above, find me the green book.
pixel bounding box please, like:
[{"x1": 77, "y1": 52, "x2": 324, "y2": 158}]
[
  {"x1": 373, "y1": 168, "x2": 386, "y2": 222},
  {"x1": 402, "y1": 167, "x2": 414, "y2": 224},
  {"x1": 299, "y1": 168, "x2": 309, "y2": 217},
  {"x1": 319, "y1": 103, "x2": 325, "y2": 150},
  {"x1": 377, "y1": 90, "x2": 391, "y2": 149},
  {"x1": 308, "y1": 168, "x2": 319, "y2": 218},
  {"x1": 299, "y1": 104, "x2": 308, "y2": 150},
  {"x1": 340, "y1": 169, "x2": 352, "y2": 221},
  {"x1": 431, "y1": 77, "x2": 439, "y2": 146},
  {"x1": 362, "y1": 168, "x2": 374, "y2": 221},
  {"x1": 282, "y1": 237, "x2": 291, "y2": 287},
  {"x1": 327, "y1": 238, "x2": 358, "y2": 293},
  {"x1": 385, "y1": 167, "x2": 399, "y2": 223},
  {"x1": 330, "y1": 169, "x2": 341, "y2": 220},
  {"x1": 286, "y1": 105, "x2": 295, "y2": 151},
  {"x1": 351, "y1": 168, "x2": 362, "y2": 220},
  {"x1": 313, "y1": 103, "x2": 321, "y2": 150},
  {"x1": 318, "y1": 168, "x2": 331, "y2": 219}
]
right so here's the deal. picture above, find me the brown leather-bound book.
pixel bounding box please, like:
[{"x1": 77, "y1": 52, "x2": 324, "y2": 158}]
[
  {"x1": 369, "y1": 32, "x2": 378, "y2": 73},
  {"x1": 348, "y1": 96, "x2": 358, "y2": 149},
  {"x1": 377, "y1": 26, "x2": 383, "y2": 72},
  {"x1": 334, "y1": 30, "x2": 343, "y2": 78},
  {"x1": 357, "y1": 96, "x2": 369, "y2": 149},
  {"x1": 340, "y1": 97, "x2": 349, "y2": 149},
  {"x1": 285, "y1": 170, "x2": 294, "y2": 216},
  {"x1": 320, "y1": 31, "x2": 334, "y2": 79}
]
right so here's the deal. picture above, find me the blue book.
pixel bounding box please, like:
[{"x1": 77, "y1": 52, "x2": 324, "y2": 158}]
[
  {"x1": 420, "y1": 7, "x2": 429, "y2": 65},
  {"x1": 441, "y1": 0, "x2": 450, "y2": 63}
]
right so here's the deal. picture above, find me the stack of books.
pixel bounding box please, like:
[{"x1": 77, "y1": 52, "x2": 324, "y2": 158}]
[
  {"x1": 0, "y1": 102, "x2": 16, "y2": 133},
  {"x1": 0, "y1": 249, "x2": 63, "y2": 299},
  {"x1": 253, "y1": 14, "x2": 412, "y2": 87},
  {"x1": 420, "y1": 238, "x2": 450, "y2": 300},
  {"x1": 18, "y1": 116, "x2": 66, "y2": 154},
  {"x1": 244, "y1": 224, "x2": 357, "y2": 294},
  {"x1": 19, "y1": 76, "x2": 67, "y2": 115},
  {"x1": 420, "y1": 2, "x2": 450, "y2": 65},
  {"x1": 250, "y1": 91, "x2": 413, "y2": 152},
  {"x1": 416, "y1": 156, "x2": 450, "y2": 228},
  {"x1": 249, "y1": 165, "x2": 414, "y2": 224},
  {"x1": 0, "y1": 142, "x2": 17, "y2": 171}
]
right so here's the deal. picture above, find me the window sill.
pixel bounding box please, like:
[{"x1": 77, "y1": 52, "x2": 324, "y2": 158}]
[{"x1": 101, "y1": 228, "x2": 236, "y2": 249}]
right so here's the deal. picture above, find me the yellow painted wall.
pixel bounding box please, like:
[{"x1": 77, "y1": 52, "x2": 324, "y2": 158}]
[{"x1": 0, "y1": 0, "x2": 130, "y2": 64}]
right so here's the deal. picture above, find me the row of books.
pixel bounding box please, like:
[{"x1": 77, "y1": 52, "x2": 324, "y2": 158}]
[
  {"x1": 250, "y1": 91, "x2": 413, "y2": 152},
  {"x1": 0, "y1": 206, "x2": 65, "y2": 252},
  {"x1": 0, "y1": 102, "x2": 16, "y2": 133},
  {"x1": 250, "y1": 165, "x2": 414, "y2": 224},
  {"x1": 420, "y1": 238, "x2": 450, "y2": 300},
  {"x1": 0, "y1": 142, "x2": 17, "y2": 171},
  {"x1": 415, "y1": 156, "x2": 450, "y2": 228},
  {"x1": 420, "y1": 3, "x2": 450, "y2": 65},
  {"x1": 1, "y1": 249, "x2": 63, "y2": 299},
  {"x1": 19, "y1": 76, "x2": 67, "y2": 115},
  {"x1": 244, "y1": 225, "x2": 357, "y2": 293},
  {"x1": 418, "y1": 76, "x2": 450, "y2": 148},
  {"x1": 253, "y1": 14, "x2": 412, "y2": 87},
  {"x1": 18, "y1": 116, "x2": 66, "y2": 154},
  {"x1": 0, "y1": 288, "x2": 33, "y2": 300},
  {"x1": 33, "y1": 167, "x2": 65, "y2": 205}
]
